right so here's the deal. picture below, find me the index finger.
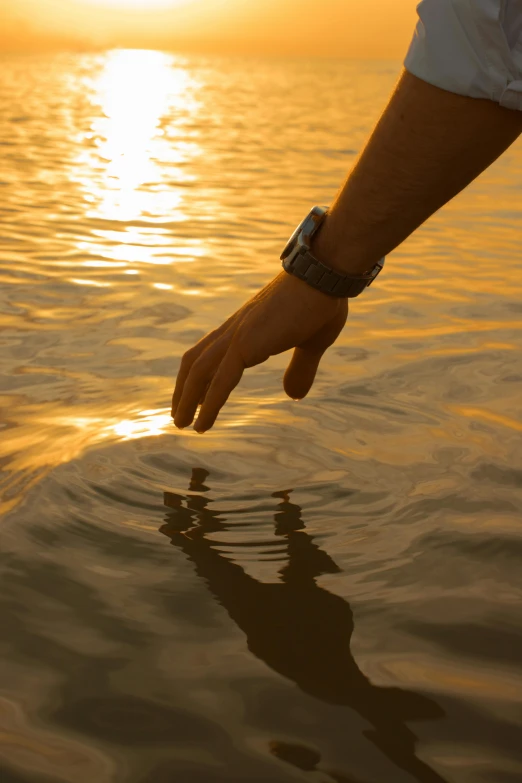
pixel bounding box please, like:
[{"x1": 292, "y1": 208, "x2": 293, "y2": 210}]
[{"x1": 171, "y1": 348, "x2": 197, "y2": 417}]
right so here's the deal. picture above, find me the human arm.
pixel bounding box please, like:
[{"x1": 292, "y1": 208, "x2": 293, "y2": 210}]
[
  {"x1": 309, "y1": 67, "x2": 522, "y2": 276},
  {"x1": 171, "y1": 64, "x2": 522, "y2": 434}
]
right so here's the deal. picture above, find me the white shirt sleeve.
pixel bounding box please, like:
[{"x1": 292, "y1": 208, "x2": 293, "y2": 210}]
[{"x1": 404, "y1": 0, "x2": 522, "y2": 111}]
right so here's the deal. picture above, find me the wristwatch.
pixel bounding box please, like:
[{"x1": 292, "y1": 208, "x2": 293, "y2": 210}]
[{"x1": 280, "y1": 205, "x2": 385, "y2": 298}]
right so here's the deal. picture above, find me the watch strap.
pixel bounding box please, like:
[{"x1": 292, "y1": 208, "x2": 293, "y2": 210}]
[{"x1": 282, "y1": 248, "x2": 383, "y2": 298}]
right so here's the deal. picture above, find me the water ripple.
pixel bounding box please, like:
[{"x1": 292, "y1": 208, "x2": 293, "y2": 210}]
[{"x1": 1, "y1": 50, "x2": 522, "y2": 783}]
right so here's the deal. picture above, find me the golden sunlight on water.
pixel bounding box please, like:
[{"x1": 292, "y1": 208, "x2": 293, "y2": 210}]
[
  {"x1": 73, "y1": 49, "x2": 205, "y2": 267},
  {"x1": 82, "y1": 50, "x2": 200, "y2": 219},
  {"x1": 1, "y1": 51, "x2": 522, "y2": 783},
  {"x1": 1, "y1": 48, "x2": 521, "y2": 505}
]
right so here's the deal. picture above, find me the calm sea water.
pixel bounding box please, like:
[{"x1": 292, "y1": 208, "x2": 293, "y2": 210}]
[{"x1": 1, "y1": 49, "x2": 521, "y2": 783}]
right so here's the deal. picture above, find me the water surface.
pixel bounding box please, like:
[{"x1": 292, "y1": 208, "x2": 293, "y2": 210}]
[{"x1": 1, "y1": 50, "x2": 522, "y2": 783}]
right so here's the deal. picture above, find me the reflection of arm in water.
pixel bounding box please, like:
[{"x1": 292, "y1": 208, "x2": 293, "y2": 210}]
[
  {"x1": 161, "y1": 469, "x2": 447, "y2": 783},
  {"x1": 162, "y1": 482, "x2": 261, "y2": 607},
  {"x1": 161, "y1": 481, "x2": 355, "y2": 675}
]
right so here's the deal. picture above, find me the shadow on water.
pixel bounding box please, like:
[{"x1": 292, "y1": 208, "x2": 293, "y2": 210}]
[{"x1": 161, "y1": 468, "x2": 448, "y2": 783}]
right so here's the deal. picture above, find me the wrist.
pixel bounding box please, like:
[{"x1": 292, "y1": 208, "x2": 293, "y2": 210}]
[{"x1": 309, "y1": 212, "x2": 381, "y2": 276}]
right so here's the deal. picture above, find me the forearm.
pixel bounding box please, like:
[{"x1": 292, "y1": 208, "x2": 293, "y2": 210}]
[{"x1": 311, "y1": 69, "x2": 522, "y2": 275}]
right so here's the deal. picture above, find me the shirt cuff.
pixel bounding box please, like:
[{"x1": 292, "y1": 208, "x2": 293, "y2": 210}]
[{"x1": 404, "y1": 0, "x2": 522, "y2": 111}]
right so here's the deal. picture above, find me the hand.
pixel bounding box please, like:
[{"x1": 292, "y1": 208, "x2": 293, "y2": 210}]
[{"x1": 171, "y1": 270, "x2": 348, "y2": 433}]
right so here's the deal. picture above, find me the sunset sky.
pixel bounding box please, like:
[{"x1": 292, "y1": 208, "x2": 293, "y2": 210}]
[{"x1": 1, "y1": 0, "x2": 418, "y2": 59}]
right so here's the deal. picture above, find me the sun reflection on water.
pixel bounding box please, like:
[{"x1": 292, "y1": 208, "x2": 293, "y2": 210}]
[
  {"x1": 83, "y1": 48, "x2": 202, "y2": 222},
  {"x1": 113, "y1": 410, "x2": 172, "y2": 440},
  {"x1": 71, "y1": 48, "x2": 206, "y2": 276}
]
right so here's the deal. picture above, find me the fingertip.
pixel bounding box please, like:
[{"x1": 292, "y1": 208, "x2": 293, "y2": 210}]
[
  {"x1": 283, "y1": 387, "x2": 303, "y2": 401},
  {"x1": 283, "y1": 380, "x2": 311, "y2": 401}
]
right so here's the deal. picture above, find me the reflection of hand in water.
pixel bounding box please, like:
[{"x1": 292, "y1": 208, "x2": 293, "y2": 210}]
[{"x1": 160, "y1": 468, "x2": 447, "y2": 783}]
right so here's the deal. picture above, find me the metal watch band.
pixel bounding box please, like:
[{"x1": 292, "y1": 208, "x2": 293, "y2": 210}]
[{"x1": 281, "y1": 248, "x2": 381, "y2": 298}]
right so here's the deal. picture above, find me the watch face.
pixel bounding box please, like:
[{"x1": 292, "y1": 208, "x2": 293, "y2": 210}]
[
  {"x1": 280, "y1": 218, "x2": 305, "y2": 261},
  {"x1": 280, "y1": 206, "x2": 327, "y2": 262}
]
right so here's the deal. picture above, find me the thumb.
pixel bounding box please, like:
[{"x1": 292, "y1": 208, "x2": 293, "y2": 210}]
[
  {"x1": 283, "y1": 345, "x2": 325, "y2": 400},
  {"x1": 283, "y1": 302, "x2": 348, "y2": 400}
]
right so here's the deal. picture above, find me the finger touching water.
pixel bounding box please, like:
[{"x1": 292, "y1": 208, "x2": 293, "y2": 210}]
[
  {"x1": 173, "y1": 337, "x2": 230, "y2": 428},
  {"x1": 194, "y1": 347, "x2": 246, "y2": 433},
  {"x1": 171, "y1": 271, "x2": 348, "y2": 433}
]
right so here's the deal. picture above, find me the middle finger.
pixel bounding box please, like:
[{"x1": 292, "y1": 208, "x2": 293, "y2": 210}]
[
  {"x1": 173, "y1": 340, "x2": 228, "y2": 429},
  {"x1": 172, "y1": 311, "x2": 244, "y2": 417}
]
